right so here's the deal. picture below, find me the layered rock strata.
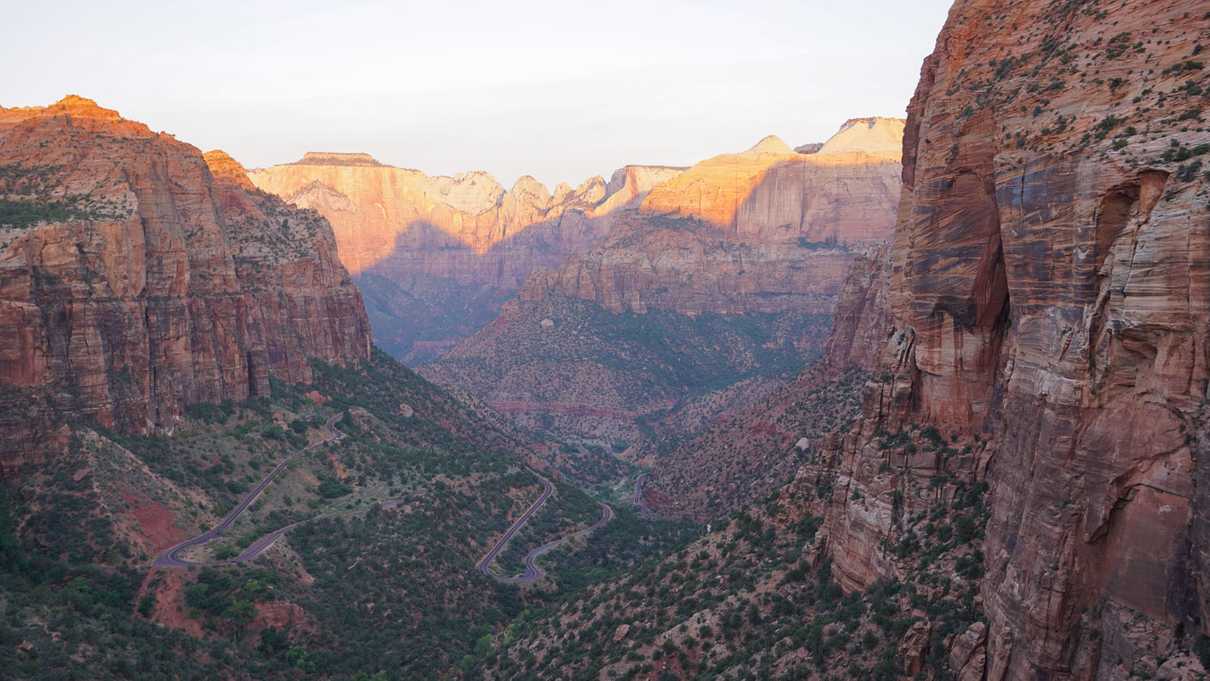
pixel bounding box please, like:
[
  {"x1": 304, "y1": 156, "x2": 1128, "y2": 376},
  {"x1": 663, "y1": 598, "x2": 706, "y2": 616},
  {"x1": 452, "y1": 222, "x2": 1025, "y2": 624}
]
[
  {"x1": 250, "y1": 154, "x2": 685, "y2": 362},
  {"x1": 0, "y1": 97, "x2": 370, "y2": 470},
  {"x1": 425, "y1": 120, "x2": 904, "y2": 444},
  {"x1": 809, "y1": 3, "x2": 1210, "y2": 679}
]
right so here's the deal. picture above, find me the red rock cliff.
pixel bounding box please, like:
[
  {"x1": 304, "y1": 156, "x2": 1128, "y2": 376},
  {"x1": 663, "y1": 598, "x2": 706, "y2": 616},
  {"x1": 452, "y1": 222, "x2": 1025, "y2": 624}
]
[
  {"x1": 825, "y1": 2, "x2": 1210, "y2": 679},
  {"x1": 0, "y1": 97, "x2": 370, "y2": 468}
]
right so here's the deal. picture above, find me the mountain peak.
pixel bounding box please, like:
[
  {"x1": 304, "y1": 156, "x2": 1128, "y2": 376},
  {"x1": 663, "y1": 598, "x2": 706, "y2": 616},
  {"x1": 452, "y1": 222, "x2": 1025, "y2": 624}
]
[
  {"x1": 294, "y1": 152, "x2": 384, "y2": 167},
  {"x1": 746, "y1": 135, "x2": 794, "y2": 155},
  {"x1": 48, "y1": 95, "x2": 122, "y2": 120},
  {"x1": 203, "y1": 150, "x2": 256, "y2": 191},
  {"x1": 817, "y1": 117, "x2": 905, "y2": 160}
]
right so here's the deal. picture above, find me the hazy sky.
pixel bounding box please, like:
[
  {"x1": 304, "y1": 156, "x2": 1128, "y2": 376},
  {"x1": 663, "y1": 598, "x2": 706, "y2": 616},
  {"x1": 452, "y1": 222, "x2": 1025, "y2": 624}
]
[{"x1": 3, "y1": 0, "x2": 953, "y2": 187}]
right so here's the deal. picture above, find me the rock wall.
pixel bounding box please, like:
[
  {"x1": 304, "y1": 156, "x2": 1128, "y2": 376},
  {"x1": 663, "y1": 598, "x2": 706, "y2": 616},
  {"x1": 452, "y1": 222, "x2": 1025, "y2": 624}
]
[
  {"x1": 521, "y1": 121, "x2": 905, "y2": 318},
  {"x1": 0, "y1": 97, "x2": 370, "y2": 470},
  {"x1": 249, "y1": 155, "x2": 684, "y2": 361},
  {"x1": 819, "y1": 2, "x2": 1210, "y2": 679},
  {"x1": 820, "y1": 245, "x2": 891, "y2": 374},
  {"x1": 641, "y1": 121, "x2": 903, "y2": 244}
]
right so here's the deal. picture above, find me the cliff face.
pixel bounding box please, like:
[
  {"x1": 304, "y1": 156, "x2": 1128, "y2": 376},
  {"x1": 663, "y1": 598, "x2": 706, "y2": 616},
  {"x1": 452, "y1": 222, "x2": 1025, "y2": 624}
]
[
  {"x1": 249, "y1": 154, "x2": 685, "y2": 362},
  {"x1": 817, "y1": 2, "x2": 1210, "y2": 679},
  {"x1": 424, "y1": 120, "x2": 903, "y2": 445},
  {"x1": 520, "y1": 120, "x2": 905, "y2": 318},
  {"x1": 642, "y1": 120, "x2": 903, "y2": 244},
  {"x1": 0, "y1": 97, "x2": 370, "y2": 469}
]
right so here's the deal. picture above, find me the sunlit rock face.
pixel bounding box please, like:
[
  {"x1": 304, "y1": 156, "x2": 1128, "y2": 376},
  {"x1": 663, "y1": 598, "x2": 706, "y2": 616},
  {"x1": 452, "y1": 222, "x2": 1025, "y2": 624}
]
[
  {"x1": 0, "y1": 97, "x2": 370, "y2": 470},
  {"x1": 249, "y1": 154, "x2": 684, "y2": 362},
  {"x1": 816, "y1": 2, "x2": 1210, "y2": 679},
  {"x1": 640, "y1": 118, "x2": 904, "y2": 244}
]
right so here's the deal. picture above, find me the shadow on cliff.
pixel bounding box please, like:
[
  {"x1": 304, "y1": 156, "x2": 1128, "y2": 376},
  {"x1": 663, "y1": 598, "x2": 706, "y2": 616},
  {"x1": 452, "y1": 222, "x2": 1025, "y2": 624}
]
[
  {"x1": 358, "y1": 196, "x2": 645, "y2": 365},
  {"x1": 730, "y1": 155, "x2": 900, "y2": 246}
]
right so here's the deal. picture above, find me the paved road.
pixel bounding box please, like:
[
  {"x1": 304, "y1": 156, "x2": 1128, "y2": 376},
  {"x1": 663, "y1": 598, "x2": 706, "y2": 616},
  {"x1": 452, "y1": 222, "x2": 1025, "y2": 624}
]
[
  {"x1": 477, "y1": 468, "x2": 618, "y2": 585},
  {"x1": 153, "y1": 413, "x2": 345, "y2": 569},
  {"x1": 476, "y1": 470, "x2": 555, "y2": 576},
  {"x1": 499, "y1": 501, "x2": 614, "y2": 585}
]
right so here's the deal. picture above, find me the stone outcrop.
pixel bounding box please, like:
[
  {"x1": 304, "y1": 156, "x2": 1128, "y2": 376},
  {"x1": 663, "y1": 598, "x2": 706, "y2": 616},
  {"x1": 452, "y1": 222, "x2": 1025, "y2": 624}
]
[
  {"x1": 0, "y1": 96, "x2": 370, "y2": 470},
  {"x1": 820, "y1": 244, "x2": 891, "y2": 373},
  {"x1": 811, "y1": 3, "x2": 1210, "y2": 680},
  {"x1": 518, "y1": 120, "x2": 905, "y2": 318},
  {"x1": 641, "y1": 120, "x2": 903, "y2": 244},
  {"x1": 249, "y1": 153, "x2": 685, "y2": 362}
]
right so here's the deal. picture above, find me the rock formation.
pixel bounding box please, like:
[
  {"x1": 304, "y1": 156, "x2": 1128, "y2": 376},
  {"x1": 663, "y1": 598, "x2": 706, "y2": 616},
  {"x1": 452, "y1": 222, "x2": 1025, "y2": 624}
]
[
  {"x1": 424, "y1": 119, "x2": 904, "y2": 444},
  {"x1": 249, "y1": 153, "x2": 685, "y2": 362},
  {"x1": 807, "y1": 3, "x2": 1210, "y2": 679},
  {"x1": 641, "y1": 120, "x2": 903, "y2": 244},
  {"x1": 0, "y1": 96, "x2": 370, "y2": 470}
]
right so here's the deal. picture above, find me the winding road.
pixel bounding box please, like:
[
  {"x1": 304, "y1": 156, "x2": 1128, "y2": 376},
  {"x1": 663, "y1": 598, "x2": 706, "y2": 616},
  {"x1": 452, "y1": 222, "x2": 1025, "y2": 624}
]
[
  {"x1": 154, "y1": 410, "x2": 622, "y2": 583},
  {"x1": 153, "y1": 413, "x2": 345, "y2": 569},
  {"x1": 501, "y1": 502, "x2": 614, "y2": 585},
  {"x1": 475, "y1": 471, "x2": 555, "y2": 578},
  {"x1": 476, "y1": 470, "x2": 615, "y2": 585}
]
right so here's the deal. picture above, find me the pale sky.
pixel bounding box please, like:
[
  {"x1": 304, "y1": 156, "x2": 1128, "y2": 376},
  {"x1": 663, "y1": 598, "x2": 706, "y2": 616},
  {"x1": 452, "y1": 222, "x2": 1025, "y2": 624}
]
[{"x1": 2, "y1": 0, "x2": 954, "y2": 188}]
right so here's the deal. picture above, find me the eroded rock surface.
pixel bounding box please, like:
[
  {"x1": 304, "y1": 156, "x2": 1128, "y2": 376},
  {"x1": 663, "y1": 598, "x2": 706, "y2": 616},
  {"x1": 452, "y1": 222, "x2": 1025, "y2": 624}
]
[
  {"x1": 0, "y1": 96, "x2": 370, "y2": 469},
  {"x1": 815, "y1": 2, "x2": 1210, "y2": 679},
  {"x1": 423, "y1": 120, "x2": 904, "y2": 444},
  {"x1": 250, "y1": 153, "x2": 684, "y2": 362}
]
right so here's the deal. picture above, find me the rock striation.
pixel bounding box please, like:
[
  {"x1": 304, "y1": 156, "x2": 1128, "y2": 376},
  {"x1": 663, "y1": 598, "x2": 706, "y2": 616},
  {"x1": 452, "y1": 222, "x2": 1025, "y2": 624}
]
[
  {"x1": 641, "y1": 120, "x2": 903, "y2": 244},
  {"x1": 424, "y1": 120, "x2": 904, "y2": 444},
  {"x1": 249, "y1": 153, "x2": 685, "y2": 362},
  {"x1": 806, "y1": 3, "x2": 1210, "y2": 680},
  {"x1": 0, "y1": 96, "x2": 370, "y2": 470}
]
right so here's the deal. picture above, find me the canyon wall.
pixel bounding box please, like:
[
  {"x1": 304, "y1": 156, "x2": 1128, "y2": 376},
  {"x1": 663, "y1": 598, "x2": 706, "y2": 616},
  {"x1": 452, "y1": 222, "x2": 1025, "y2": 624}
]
[
  {"x1": 811, "y1": 2, "x2": 1210, "y2": 679},
  {"x1": 0, "y1": 97, "x2": 370, "y2": 470},
  {"x1": 423, "y1": 120, "x2": 904, "y2": 445},
  {"x1": 249, "y1": 153, "x2": 684, "y2": 362}
]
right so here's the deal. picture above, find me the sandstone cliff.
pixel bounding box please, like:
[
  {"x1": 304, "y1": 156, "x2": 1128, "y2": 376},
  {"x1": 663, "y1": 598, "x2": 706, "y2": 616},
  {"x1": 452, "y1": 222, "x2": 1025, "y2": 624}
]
[
  {"x1": 0, "y1": 97, "x2": 370, "y2": 470},
  {"x1": 249, "y1": 153, "x2": 684, "y2": 362},
  {"x1": 517, "y1": 120, "x2": 905, "y2": 318},
  {"x1": 424, "y1": 121, "x2": 904, "y2": 445},
  {"x1": 641, "y1": 120, "x2": 903, "y2": 244},
  {"x1": 807, "y1": 3, "x2": 1210, "y2": 679}
]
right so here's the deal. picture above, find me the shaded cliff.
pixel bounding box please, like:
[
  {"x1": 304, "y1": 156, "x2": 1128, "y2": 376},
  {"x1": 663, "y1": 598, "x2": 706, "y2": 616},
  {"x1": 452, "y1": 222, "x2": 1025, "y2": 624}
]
[
  {"x1": 249, "y1": 153, "x2": 684, "y2": 362},
  {"x1": 0, "y1": 96, "x2": 370, "y2": 469},
  {"x1": 805, "y1": 2, "x2": 1210, "y2": 680}
]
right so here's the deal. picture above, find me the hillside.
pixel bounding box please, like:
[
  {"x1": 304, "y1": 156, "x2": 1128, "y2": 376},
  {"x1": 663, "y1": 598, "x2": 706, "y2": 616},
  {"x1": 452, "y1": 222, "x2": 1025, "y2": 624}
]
[
  {"x1": 468, "y1": 2, "x2": 1210, "y2": 680},
  {"x1": 0, "y1": 95, "x2": 371, "y2": 471},
  {"x1": 643, "y1": 246, "x2": 892, "y2": 520}
]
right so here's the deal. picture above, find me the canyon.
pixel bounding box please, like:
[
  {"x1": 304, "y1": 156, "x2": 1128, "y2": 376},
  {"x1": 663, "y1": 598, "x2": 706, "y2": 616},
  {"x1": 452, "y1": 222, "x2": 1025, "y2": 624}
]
[
  {"x1": 248, "y1": 152, "x2": 685, "y2": 363},
  {"x1": 421, "y1": 119, "x2": 904, "y2": 447},
  {"x1": 4, "y1": 0, "x2": 1210, "y2": 678}
]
